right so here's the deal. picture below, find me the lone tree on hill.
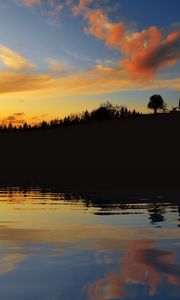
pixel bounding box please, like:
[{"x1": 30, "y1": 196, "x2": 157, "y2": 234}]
[{"x1": 147, "y1": 94, "x2": 165, "y2": 114}]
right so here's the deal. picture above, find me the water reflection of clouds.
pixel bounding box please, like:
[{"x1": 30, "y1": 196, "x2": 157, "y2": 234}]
[
  {"x1": 0, "y1": 188, "x2": 179, "y2": 299},
  {"x1": 0, "y1": 224, "x2": 179, "y2": 249},
  {"x1": 0, "y1": 254, "x2": 27, "y2": 275},
  {"x1": 0, "y1": 224, "x2": 179, "y2": 289},
  {"x1": 84, "y1": 241, "x2": 180, "y2": 299}
]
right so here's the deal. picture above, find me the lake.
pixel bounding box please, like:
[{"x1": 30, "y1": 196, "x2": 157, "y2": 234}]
[{"x1": 0, "y1": 186, "x2": 179, "y2": 300}]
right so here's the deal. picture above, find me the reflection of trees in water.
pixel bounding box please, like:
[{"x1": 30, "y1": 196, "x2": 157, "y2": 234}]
[
  {"x1": 1, "y1": 186, "x2": 180, "y2": 227},
  {"x1": 82, "y1": 196, "x2": 168, "y2": 223},
  {"x1": 148, "y1": 203, "x2": 166, "y2": 225},
  {"x1": 178, "y1": 206, "x2": 180, "y2": 228}
]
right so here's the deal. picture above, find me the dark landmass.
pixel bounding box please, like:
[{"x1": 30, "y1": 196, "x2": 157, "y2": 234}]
[{"x1": 0, "y1": 113, "x2": 179, "y2": 195}]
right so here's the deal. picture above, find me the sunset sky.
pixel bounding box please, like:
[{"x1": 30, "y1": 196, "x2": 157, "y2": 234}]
[{"x1": 0, "y1": 0, "x2": 179, "y2": 124}]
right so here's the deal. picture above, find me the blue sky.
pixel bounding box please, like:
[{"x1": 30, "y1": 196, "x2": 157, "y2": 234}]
[{"x1": 0, "y1": 0, "x2": 179, "y2": 124}]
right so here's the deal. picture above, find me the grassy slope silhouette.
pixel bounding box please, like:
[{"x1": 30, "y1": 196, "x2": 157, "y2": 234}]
[{"x1": 0, "y1": 112, "x2": 179, "y2": 193}]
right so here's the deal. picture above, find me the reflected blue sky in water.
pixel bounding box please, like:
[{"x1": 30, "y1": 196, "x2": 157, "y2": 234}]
[{"x1": 0, "y1": 187, "x2": 179, "y2": 300}]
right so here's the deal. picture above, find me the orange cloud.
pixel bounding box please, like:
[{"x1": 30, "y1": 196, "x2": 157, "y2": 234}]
[
  {"x1": 85, "y1": 9, "x2": 125, "y2": 44},
  {"x1": 122, "y1": 29, "x2": 180, "y2": 78},
  {"x1": 22, "y1": 0, "x2": 41, "y2": 6},
  {"x1": 84, "y1": 8, "x2": 180, "y2": 78}
]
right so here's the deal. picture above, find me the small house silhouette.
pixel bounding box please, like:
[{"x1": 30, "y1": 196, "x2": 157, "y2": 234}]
[{"x1": 171, "y1": 100, "x2": 180, "y2": 112}]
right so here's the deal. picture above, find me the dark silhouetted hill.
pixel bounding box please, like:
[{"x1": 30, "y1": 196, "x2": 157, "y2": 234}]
[{"x1": 0, "y1": 113, "x2": 179, "y2": 194}]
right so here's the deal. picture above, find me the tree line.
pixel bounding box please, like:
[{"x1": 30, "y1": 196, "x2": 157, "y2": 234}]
[
  {"x1": 0, "y1": 94, "x2": 174, "y2": 132},
  {"x1": 0, "y1": 102, "x2": 140, "y2": 132}
]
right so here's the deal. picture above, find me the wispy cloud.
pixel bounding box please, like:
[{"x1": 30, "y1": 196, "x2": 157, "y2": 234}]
[
  {"x1": 0, "y1": 44, "x2": 179, "y2": 98},
  {"x1": 20, "y1": 0, "x2": 64, "y2": 26},
  {"x1": 48, "y1": 0, "x2": 64, "y2": 17},
  {"x1": 72, "y1": 0, "x2": 92, "y2": 16},
  {"x1": 0, "y1": 71, "x2": 51, "y2": 94},
  {"x1": 14, "y1": 112, "x2": 24, "y2": 116},
  {"x1": 46, "y1": 58, "x2": 70, "y2": 75},
  {"x1": 64, "y1": 47, "x2": 91, "y2": 62},
  {"x1": 0, "y1": 45, "x2": 36, "y2": 71}
]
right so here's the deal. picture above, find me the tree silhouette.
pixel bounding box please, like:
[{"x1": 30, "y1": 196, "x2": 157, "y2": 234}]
[
  {"x1": 147, "y1": 94, "x2": 165, "y2": 114},
  {"x1": 82, "y1": 110, "x2": 91, "y2": 122},
  {"x1": 91, "y1": 102, "x2": 116, "y2": 120}
]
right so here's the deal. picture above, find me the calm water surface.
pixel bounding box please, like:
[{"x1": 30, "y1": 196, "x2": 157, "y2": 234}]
[{"x1": 0, "y1": 187, "x2": 179, "y2": 300}]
